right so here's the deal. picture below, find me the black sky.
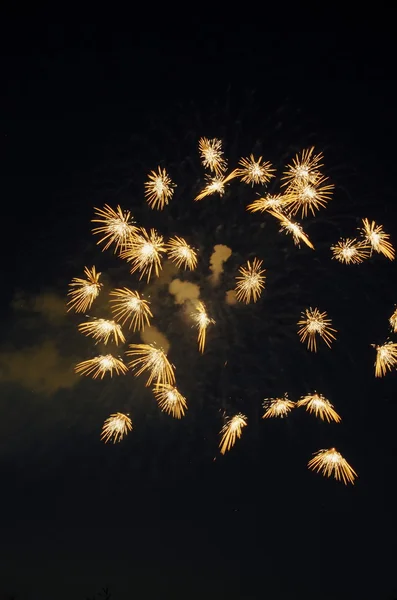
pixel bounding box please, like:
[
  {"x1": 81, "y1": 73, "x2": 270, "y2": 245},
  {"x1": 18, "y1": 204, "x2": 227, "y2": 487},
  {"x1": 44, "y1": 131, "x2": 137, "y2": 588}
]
[{"x1": 1, "y1": 24, "x2": 397, "y2": 599}]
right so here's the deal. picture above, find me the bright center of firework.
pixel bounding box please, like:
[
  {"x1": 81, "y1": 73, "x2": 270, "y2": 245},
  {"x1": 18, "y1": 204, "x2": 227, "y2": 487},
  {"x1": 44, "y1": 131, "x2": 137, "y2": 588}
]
[
  {"x1": 302, "y1": 186, "x2": 316, "y2": 200},
  {"x1": 251, "y1": 165, "x2": 262, "y2": 177},
  {"x1": 110, "y1": 219, "x2": 129, "y2": 235},
  {"x1": 370, "y1": 232, "x2": 380, "y2": 245},
  {"x1": 210, "y1": 180, "x2": 223, "y2": 192},
  {"x1": 141, "y1": 242, "x2": 155, "y2": 258},
  {"x1": 167, "y1": 390, "x2": 177, "y2": 404},
  {"x1": 342, "y1": 247, "x2": 355, "y2": 259},
  {"x1": 126, "y1": 297, "x2": 141, "y2": 310},
  {"x1": 100, "y1": 356, "x2": 114, "y2": 370},
  {"x1": 307, "y1": 319, "x2": 323, "y2": 333},
  {"x1": 154, "y1": 178, "x2": 165, "y2": 194},
  {"x1": 267, "y1": 197, "x2": 281, "y2": 207}
]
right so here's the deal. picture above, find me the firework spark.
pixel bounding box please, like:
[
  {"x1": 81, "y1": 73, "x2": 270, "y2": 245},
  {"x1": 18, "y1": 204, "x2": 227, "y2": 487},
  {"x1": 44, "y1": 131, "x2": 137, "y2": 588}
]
[
  {"x1": 219, "y1": 413, "x2": 247, "y2": 455},
  {"x1": 67, "y1": 266, "x2": 102, "y2": 313},
  {"x1": 110, "y1": 288, "x2": 152, "y2": 331},
  {"x1": 198, "y1": 137, "x2": 227, "y2": 175},
  {"x1": 191, "y1": 301, "x2": 215, "y2": 353},
  {"x1": 389, "y1": 307, "x2": 397, "y2": 333},
  {"x1": 92, "y1": 204, "x2": 137, "y2": 253},
  {"x1": 194, "y1": 170, "x2": 239, "y2": 202},
  {"x1": 101, "y1": 412, "x2": 133, "y2": 444},
  {"x1": 373, "y1": 341, "x2": 397, "y2": 377},
  {"x1": 235, "y1": 258, "x2": 266, "y2": 304},
  {"x1": 281, "y1": 147, "x2": 323, "y2": 189},
  {"x1": 236, "y1": 155, "x2": 276, "y2": 186},
  {"x1": 308, "y1": 448, "x2": 357, "y2": 485},
  {"x1": 360, "y1": 218, "x2": 395, "y2": 260},
  {"x1": 144, "y1": 167, "x2": 176, "y2": 210},
  {"x1": 268, "y1": 210, "x2": 314, "y2": 249},
  {"x1": 153, "y1": 383, "x2": 187, "y2": 418},
  {"x1": 75, "y1": 354, "x2": 128, "y2": 379},
  {"x1": 297, "y1": 393, "x2": 341, "y2": 423},
  {"x1": 166, "y1": 236, "x2": 198, "y2": 270},
  {"x1": 78, "y1": 318, "x2": 125, "y2": 345},
  {"x1": 331, "y1": 238, "x2": 370, "y2": 264},
  {"x1": 262, "y1": 394, "x2": 295, "y2": 419},
  {"x1": 297, "y1": 308, "x2": 337, "y2": 352},
  {"x1": 126, "y1": 343, "x2": 175, "y2": 386},
  {"x1": 120, "y1": 227, "x2": 166, "y2": 282},
  {"x1": 283, "y1": 176, "x2": 334, "y2": 218},
  {"x1": 246, "y1": 194, "x2": 286, "y2": 214}
]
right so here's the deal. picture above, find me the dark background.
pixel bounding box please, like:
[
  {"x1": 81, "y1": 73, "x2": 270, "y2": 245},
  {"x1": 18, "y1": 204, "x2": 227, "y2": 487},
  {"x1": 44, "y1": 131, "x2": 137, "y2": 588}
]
[{"x1": 1, "y1": 24, "x2": 396, "y2": 599}]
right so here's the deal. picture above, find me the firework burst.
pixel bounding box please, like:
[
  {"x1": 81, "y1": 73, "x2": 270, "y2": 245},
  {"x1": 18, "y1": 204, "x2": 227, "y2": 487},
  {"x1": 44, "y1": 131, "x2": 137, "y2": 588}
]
[
  {"x1": 110, "y1": 288, "x2": 152, "y2": 331},
  {"x1": 78, "y1": 318, "x2": 125, "y2": 345},
  {"x1": 101, "y1": 412, "x2": 133, "y2": 444},
  {"x1": 166, "y1": 236, "x2": 198, "y2": 270},
  {"x1": 262, "y1": 394, "x2": 295, "y2": 419},
  {"x1": 75, "y1": 354, "x2": 128, "y2": 379},
  {"x1": 297, "y1": 393, "x2": 341, "y2": 423},
  {"x1": 373, "y1": 341, "x2": 397, "y2": 377},
  {"x1": 308, "y1": 448, "x2": 357, "y2": 485},
  {"x1": 236, "y1": 154, "x2": 275, "y2": 186},
  {"x1": 219, "y1": 413, "x2": 247, "y2": 455},
  {"x1": 120, "y1": 227, "x2": 166, "y2": 282},
  {"x1": 268, "y1": 210, "x2": 314, "y2": 249},
  {"x1": 281, "y1": 147, "x2": 323, "y2": 189},
  {"x1": 198, "y1": 137, "x2": 227, "y2": 175},
  {"x1": 246, "y1": 194, "x2": 286, "y2": 214},
  {"x1": 126, "y1": 343, "x2": 175, "y2": 386},
  {"x1": 360, "y1": 218, "x2": 395, "y2": 260},
  {"x1": 67, "y1": 266, "x2": 102, "y2": 313},
  {"x1": 283, "y1": 176, "x2": 334, "y2": 218},
  {"x1": 144, "y1": 166, "x2": 175, "y2": 210},
  {"x1": 194, "y1": 170, "x2": 239, "y2": 201},
  {"x1": 191, "y1": 301, "x2": 215, "y2": 353},
  {"x1": 153, "y1": 383, "x2": 187, "y2": 418},
  {"x1": 235, "y1": 258, "x2": 266, "y2": 304},
  {"x1": 92, "y1": 204, "x2": 137, "y2": 253},
  {"x1": 297, "y1": 308, "x2": 337, "y2": 352},
  {"x1": 331, "y1": 238, "x2": 370, "y2": 265},
  {"x1": 389, "y1": 307, "x2": 397, "y2": 333}
]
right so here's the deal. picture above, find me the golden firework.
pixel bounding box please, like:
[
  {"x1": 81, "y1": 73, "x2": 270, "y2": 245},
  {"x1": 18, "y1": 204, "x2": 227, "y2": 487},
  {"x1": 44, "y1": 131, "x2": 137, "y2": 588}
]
[
  {"x1": 126, "y1": 343, "x2": 175, "y2": 387},
  {"x1": 67, "y1": 266, "x2": 102, "y2": 313},
  {"x1": 120, "y1": 227, "x2": 165, "y2": 282},
  {"x1": 283, "y1": 176, "x2": 334, "y2": 218},
  {"x1": 144, "y1": 166, "x2": 176, "y2": 210},
  {"x1": 262, "y1": 394, "x2": 295, "y2": 419},
  {"x1": 109, "y1": 288, "x2": 152, "y2": 331},
  {"x1": 331, "y1": 238, "x2": 370, "y2": 264},
  {"x1": 78, "y1": 318, "x2": 125, "y2": 345},
  {"x1": 246, "y1": 194, "x2": 286, "y2": 214},
  {"x1": 75, "y1": 354, "x2": 128, "y2": 379},
  {"x1": 297, "y1": 307, "x2": 337, "y2": 352},
  {"x1": 236, "y1": 155, "x2": 276, "y2": 186},
  {"x1": 268, "y1": 210, "x2": 314, "y2": 249},
  {"x1": 389, "y1": 307, "x2": 397, "y2": 333},
  {"x1": 297, "y1": 393, "x2": 341, "y2": 423},
  {"x1": 194, "y1": 170, "x2": 239, "y2": 201},
  {"x1": 198, "y1": 137, "x2": 227, "y2": 175},
  {"x1": 153, "y1": 383, "x2": 187, "y2": 419},
  {"x1": 373, "y1": 341, "x2": 397, "y2": 377},
  {"x1": 166, "y1": 236, "x2": 198, "y2": 270},
  {"x1": 92, "y1": 204, "x2": 137, "y2": 253},
  {"x1": 235, "y1": 258, "x2": 266, "y2": 304},
  {"x1": 308, "y1": 448, "x2": 357, "y2": 485},
  {"x1": 191, "y1": 301, "x2": 215, "y2": 353},
  {"x1": 219, "y1": 413, "x2": 247, "y2": 455},
  {"x1": 281, "y1": 147, "x2": 323, "y2": 189},
  {"x1": 101, "y1": 412, "x2": 133, "y2": 444},
  {"x1": 360, "y1": 218, "x2": 395, "y2": 260}
]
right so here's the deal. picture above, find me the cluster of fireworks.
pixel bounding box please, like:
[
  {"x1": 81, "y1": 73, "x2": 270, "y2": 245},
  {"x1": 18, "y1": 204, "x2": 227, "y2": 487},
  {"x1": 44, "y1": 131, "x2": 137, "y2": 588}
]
[{"x1": 67, "y1": 138, "x2": 396, "y2": 486}]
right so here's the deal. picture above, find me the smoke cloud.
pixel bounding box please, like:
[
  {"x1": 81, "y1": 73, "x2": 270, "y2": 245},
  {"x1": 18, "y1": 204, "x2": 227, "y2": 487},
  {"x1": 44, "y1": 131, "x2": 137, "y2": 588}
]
[
  {"x1": 208, "y1": 244, "x2": 232, "y2": 286},
  {"x1": 140, "y1": 325, "x2": 170, "y2": 353},
  {"x1": 168, "y1": 278, "x2": 201, "y2": 305}
]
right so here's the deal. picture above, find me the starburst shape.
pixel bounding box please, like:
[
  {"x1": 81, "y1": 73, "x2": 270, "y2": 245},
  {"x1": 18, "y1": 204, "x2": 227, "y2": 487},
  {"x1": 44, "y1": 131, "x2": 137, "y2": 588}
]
[
  {"x1": 109, "y1": 288, "x2": 152, "y2": 331},
  {"x1": 75, "y1": 355, "x2": 128, "y2": 379},
  {"x1": 120, "y1": 227, "x2": 166, "y2": 282},
  {"x1": 308, "y1": 448, "x2": 357, "y2": 485},
  {"x1": 198, "y1": 137, "x2": 227, "y2": 175},
  {"x1": 101, "y1": 412, "x2": 133, "y2": 444},
  {"x1": 359, "y1": 218, "x2": 395, "y2": 260},
  {"x1": 331, "y1": 238, "x2": 370, "y2": 264},
  {"x1": 236, "y1": 155, "x2": 276, "y2": 186},
  {"x1": 126, "y1": 343, "x2": 175, "y2": 387},
  {"x1": 297, "y1": 307, "x2": 337, "y2": 352},
  {"x1": 389, "y1": 307, "x2": 397, "y2": 333},
  {"x1": 268, "y1": 210, "x2": 314, "y2": 249},
  {"x1": 144, "y1": 167, "x2": 175, "y2": 210},
  {"x1": 153, "y1": 383, "x2": 188, "y2": 419},
  {"x1": 235, "y1": 258, "x2": 266, "y2": 304},
  {"x1": 219, "y1": 413, "x2": 247, "y2": 455},
  {"x1": 78, "y1": 318, "x2": 125, "y2": 345},
  {"x1": 166, "y1": 236, "x2": 198, "y2": 270},
  {"x1": 297, "y1": 393, "x2": 341, "y2": 423},
  {"x1": 194, "y1": 170, "x2": 239, "y2": 201},
  {"x1": 262, "y1": 394, "x2": 295, "y2": 419},
  {"x1": 373, "y1": 341, "x2": 397, "y2": 377},
  {"x1": 91, "y1": 204, "x2": 137, "y2": 253},
  {"x1": 191, "y1": 301, "x2": 215, "y2": 353},
  {"x1": 283, "y1": 176, "x2": 334, "y2": 218},
  {"x1": 281, "y1": 147, "x2": 323, "y2": 189},
  {"x1": 246, "y1": 194, "x2": 286, "y2": 214},
  {"x1": 67, "y1": 266, "x2": 102, "y2": 313}
]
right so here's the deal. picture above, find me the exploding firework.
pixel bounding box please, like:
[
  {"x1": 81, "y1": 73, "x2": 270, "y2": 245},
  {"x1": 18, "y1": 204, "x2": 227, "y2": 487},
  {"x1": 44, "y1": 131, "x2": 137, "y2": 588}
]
[
  {"x1": 144, "y1": 167, "x2": 176, "y2": 210},
  {"x1": 191, "y1": 301, "x2": 215, "y2": 353},
  {"x1": 373, "y1": 341, "x2": 397, "y2": 377},
  {"x1": 297, "y1": 393, "x2": 341, "y2": 423},
  {"x1": 92, "y1": 204, "x2": 137, "y2": 253},
  {"x1": 126, "y1": 343, "x2": 175, "y2": 386},
  {"x1": 360, "y1": 218, "x2": 395, "y2": 260},
  {"x1": 281, "y1": 147, "x2": 323, "y2": 189},
  {"x1": 262, "y1": 394, "x2": 295, "y2": 419},
  {"x1": 219, "y1": 413, "x2": 247, "y2": 455},
  {"x1": 268, "y1": 210, "x2": 314, "y2": 249},
  {"x1": 283, "y1": 176, "x2": 334, "y2": 218},
  {"x1": 297, "y1": 307, "x2": 337, "y2": 352},
  {"x1": 78, "y1": 318, "x2": 125, "y2": 345},
  {"x1": 331, "y1": 238, "x2": 370, "y2": 265},
  {"x1": 153, "y1": 383, "x2": 187, "y2": 418},
  {"x1": 75, "y1": 354, "x2": 128, "y2": 379},
  {"x1": 101, "y1": 412, "x2": 133, "y2": 444},
  {"x1": 109, "y1": 288, "x2": 152, "y2": 331},
  {"x1": 194, "y1": 170, "x2": 239, "y2": 201},
  {"x1": 198, "y1": 137, "x2": 227, "y2": 175},
  {"x1": 67, "y1": 266, "x2": 103, "y2": 313},
  {"x1": 235, "y1": 258, "x2": 266, "y2": 304},
  {"x1": 236, "y1": 154, "x2": 275, "y2": 186},
  {"x1": 120, "y1": 227, "x2": 166, "y2": 282},
  {"x1": 166, "y1": 236, "x2": 198, "y2": 270},
  {"x1": 246, "y1": 194, "x2": 286, "y2": 214},
  {"x1": 389, "y1": 307, "x2": 397, "y2": 333},
  {"x1": 308, "y1": 448, "x2": 357, "y2": 485}
]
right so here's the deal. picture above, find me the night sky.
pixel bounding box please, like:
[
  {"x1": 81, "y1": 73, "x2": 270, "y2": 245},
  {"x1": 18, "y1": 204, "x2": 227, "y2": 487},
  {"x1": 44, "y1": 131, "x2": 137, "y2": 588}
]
[{"x1": 1, "y1": 24, "x2": 397, "y2": 599}]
